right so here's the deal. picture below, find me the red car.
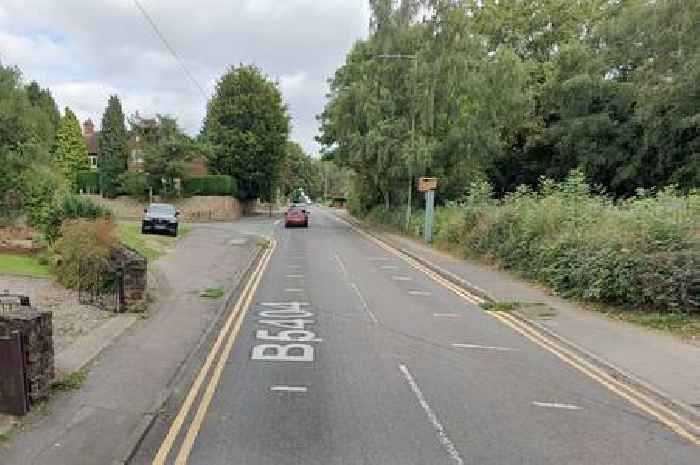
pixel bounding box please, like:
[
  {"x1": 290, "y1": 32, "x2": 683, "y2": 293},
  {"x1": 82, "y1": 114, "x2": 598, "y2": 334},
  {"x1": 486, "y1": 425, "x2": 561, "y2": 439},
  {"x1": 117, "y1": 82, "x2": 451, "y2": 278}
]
[{"x1": 284, "y1": 206, "x2": 309, "y2": 228}]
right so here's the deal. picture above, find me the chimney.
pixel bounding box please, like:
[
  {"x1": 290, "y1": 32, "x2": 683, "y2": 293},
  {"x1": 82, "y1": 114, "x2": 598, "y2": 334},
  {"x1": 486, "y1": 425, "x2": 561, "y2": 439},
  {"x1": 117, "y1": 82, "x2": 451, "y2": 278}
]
[{"x1": 83, "y1": 119, "x2": 95, "y2": 136}]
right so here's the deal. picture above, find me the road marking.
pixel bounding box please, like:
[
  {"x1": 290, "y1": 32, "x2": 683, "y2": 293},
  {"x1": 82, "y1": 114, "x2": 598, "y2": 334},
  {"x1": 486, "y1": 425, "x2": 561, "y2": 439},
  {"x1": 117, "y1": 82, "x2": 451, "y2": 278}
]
[
  {"x1": 284, "y1": 288, "x2": 303, "y2": 293},
  {"x1": 392, "y1": 276, "x2": 412, "y2": 281},
  {"x1": 368, "y1": 257, "x2": 391, "y2": 261},
  {"x1": 399, "y1": 364, "x2": 464, "y2": 465},
  {"x1": 333, "y1": 253, "x2": 348, "y2": 277},
  {"x1": 287, "y1": 264, "x2": 302, "y2": 268},
  {"x1": 285, "y1": 274, "x2": 304, "y2": 278},
  {"x1": 152, "y1": 240, "x2": 276, "y2": 465},
  {"x1": 349, "y1": 282, "x2": 378, "y2": 324},
  {"x1": 452, "y1": 343, "x2": 515, "y2": 351},
  {"x1": 274, "y1": 219, "x2": 281, "y2": 225},
  {"x1": 532, "y1": 402, "x2": 582, "y2": 410},
  {"x1": 271, "y1": 386, "x2": 308, "y2": 393},
  {"x1": 379, "y1": 265, "x2": 398, "y2": 270},
  {"x1": 326, "y1": 211, "x2": 700, "y2": 445},
  {"x1": 171, "y1": 242, "x2": 276, "y2": 465},
  {"x1": 408, "y1": 290, "x2": 431, "y2": 296},
  {"x1": 434, "y1": 313, "x2": 461, "y2": 318}
]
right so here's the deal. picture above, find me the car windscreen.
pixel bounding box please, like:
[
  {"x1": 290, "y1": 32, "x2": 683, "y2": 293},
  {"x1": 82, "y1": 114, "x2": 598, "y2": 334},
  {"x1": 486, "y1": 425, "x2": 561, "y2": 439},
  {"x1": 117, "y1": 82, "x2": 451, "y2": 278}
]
[{"x1": 148, "y1": 205, "x2": 175, "y2": 215}]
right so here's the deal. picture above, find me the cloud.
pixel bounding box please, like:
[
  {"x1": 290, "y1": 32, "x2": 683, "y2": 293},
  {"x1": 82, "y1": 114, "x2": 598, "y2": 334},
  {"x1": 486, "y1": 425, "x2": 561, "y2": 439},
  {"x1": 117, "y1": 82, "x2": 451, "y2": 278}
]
[{"x1": 0, "y1": 0, "x2": 370, "y2": 155}]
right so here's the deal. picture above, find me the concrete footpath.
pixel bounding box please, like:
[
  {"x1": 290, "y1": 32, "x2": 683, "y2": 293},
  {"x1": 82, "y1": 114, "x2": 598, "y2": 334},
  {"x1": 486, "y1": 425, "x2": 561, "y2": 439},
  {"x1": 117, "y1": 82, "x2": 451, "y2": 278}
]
[
  {"x1": 334, "y1": 209, "x2": 700, "y2": 415},
  {"x1": 0, "y1": 223, "x2": 262, "y2": 465}
]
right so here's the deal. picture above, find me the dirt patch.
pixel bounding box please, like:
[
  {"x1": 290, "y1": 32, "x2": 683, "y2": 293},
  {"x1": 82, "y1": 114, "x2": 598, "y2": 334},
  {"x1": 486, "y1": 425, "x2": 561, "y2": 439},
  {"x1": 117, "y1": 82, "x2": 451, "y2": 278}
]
[{"x1": 0, "y1": 276, "x2": 112, "y2": 354}]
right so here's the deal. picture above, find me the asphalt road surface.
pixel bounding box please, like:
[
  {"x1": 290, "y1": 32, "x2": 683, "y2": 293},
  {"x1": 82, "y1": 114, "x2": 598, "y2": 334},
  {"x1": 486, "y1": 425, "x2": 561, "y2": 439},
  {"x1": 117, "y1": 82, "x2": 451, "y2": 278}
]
[{"x1": 134, "y1": 207, "x2": 699, "y2": 465}]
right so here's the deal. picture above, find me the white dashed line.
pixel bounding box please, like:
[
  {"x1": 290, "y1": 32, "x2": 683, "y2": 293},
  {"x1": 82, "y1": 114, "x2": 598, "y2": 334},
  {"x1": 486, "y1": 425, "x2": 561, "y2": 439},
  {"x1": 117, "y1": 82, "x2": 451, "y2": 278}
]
[
  {"x1": 349, "y1": 282, "x2": 378, "y2": 324},
  {"x1": 433, "y1": 313, "x2": 461, "y2": 318},
  {"x1": 284, "y1": 288, "x2": 303, "y2": 293},
  {"x1": 532, "y1": 402, "x2": 582, "y2": 410},
  {"x1": 285, "y1": 274, "x2": 304, "y2": 278},
  {"x1": 274, "y1": 219, "x2": 281, "y2": 225},
  {"x1": 334, "y1": 253, "x2": 349, "y2": 276},
  {"x1": 452, "y1": 343, "x2": 515, "y2": 351},
  {"x1": 399, "y1": 364, "x2": 464, "y2": 465},
  {"x1": 392, "y1": 276, "x2": 412, "y2": 281},
  {"x1": 270, "y1": 386, "x2": 308, "y2": 393},
  {"x1": 408, "y1": 290, "x2": 431, "y2": 296},
  {"x1": 379, "y1": 265, "x2": 398, "y2": 270},
  {"x1": 287, "y1": 264, "x2": 302, "y2": 269}
]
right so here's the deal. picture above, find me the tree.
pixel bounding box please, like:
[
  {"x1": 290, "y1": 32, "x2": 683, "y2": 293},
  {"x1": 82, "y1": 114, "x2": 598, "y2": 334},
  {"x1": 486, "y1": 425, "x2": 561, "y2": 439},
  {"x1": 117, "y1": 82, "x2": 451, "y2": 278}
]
[
  {"x1": 141, "y1": 115, "x2": 192, "y2": 194},
  {"x1": 53, "y1": 107, "x2": 89, "y2": 189},
  {"x1": 203, "y1": 65, "x2": 290, "y2": 200},
  {"x1": 280, "y1": 142, "x2": 321, "y2": 199},
  {"x1": 99, "y1": 95, "x2": 128, "y2": 197}
]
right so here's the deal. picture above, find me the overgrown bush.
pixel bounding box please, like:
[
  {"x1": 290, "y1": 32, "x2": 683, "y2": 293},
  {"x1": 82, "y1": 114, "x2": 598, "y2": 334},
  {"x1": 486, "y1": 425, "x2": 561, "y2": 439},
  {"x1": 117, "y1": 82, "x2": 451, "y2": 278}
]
[
  {"x1": 182, "y1": 175, "x2": 236, "y2": 196},
  {"x1": 20, "y1": 164, "x2": 67, "y2": 227},
  {"x1": 368, "y1": 171, "x2": 699, "y2": 313},
  {"x1": 52, "y1": 219, "x2": 117, "y2": 289},
  {"x1": 43, "y1": 194, "x2": 112, "y2": 243}
]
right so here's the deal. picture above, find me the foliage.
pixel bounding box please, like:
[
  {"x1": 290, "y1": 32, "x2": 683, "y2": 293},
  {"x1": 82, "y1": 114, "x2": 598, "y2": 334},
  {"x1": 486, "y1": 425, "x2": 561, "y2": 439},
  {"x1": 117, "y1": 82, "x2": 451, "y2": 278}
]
[
  {"x1": 280, "y1": 142, "x2": 321, "y2": 199},
  {"x1": 203, "y1": 64, "x2": 290, "y2": 200},
  {"x1": 424, "y1": 172, "x2": 699, "y2": 313},
  {"x1": 0, "y1": 253, "x2": 52, "y2": 278},
  {"x1": 319, "y1": 0, "x2": 700, "y2": 214},
  {"x1": 140, "y1": 114, "x2": 193, "y2": 195},
  {"x1": 77, "y1": 170, "x2": 99, "y2": 193},
  {"x1": 53, "y1": 107, "x2": 89, "y2": 189},
  {"x1": 52, "y1": 219, "x2": 117, "y2": 289},
  {"x1": 117, "y1": 222, "x2": 191, "y2": 261},
  {"x1": 43, "y1": 194, "x2": 112, "y2": 244},
  {"x1": 50, "y1": 371, "x2": 86, "y2": 391},
  {"x1": 182, "y1": 175, "x2": 235, "y2": 196},
  {"x1": 20, "y1": 164, "x2": 68, "y2": 228},
  {"x1": 200, "y1": 287, "x2": 224, "y2": 299},
  {"x1": 118, "y1": 172, "x2": 149, "y2": 200},
  {"x1": 99, "y1": 95, "x2": 128, "y2": 198}
]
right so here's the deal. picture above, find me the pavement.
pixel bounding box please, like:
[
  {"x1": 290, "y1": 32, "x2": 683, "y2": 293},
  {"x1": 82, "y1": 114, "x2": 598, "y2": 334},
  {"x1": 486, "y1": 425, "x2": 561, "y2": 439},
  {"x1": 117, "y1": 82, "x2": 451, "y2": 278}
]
[
  {"x1": 0, "y1": 219, "x2": 271, "y2": 465},
  {"x1": 129, "y1": 207, "x2": 699, "y2": 465}
]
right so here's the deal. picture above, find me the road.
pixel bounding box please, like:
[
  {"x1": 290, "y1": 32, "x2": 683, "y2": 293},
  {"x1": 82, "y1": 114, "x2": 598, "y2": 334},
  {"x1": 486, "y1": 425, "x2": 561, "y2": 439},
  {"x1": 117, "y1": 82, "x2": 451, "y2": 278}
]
[{"x1": 133, "y1": 207, "x2": 699, "y2": 465}]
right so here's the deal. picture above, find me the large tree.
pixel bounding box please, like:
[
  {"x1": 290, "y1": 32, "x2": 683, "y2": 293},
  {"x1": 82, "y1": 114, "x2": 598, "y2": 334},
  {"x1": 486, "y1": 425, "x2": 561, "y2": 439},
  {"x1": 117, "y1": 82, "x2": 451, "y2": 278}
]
[
  {"x1": 142, "y1": 115, "x2": 192, "y2": 193},
  {"x1": 99, "y1": 95, "x2": 128, "y2": 197},
  {"x1": 280, "y1": 142, "x2": 322, "y2": 199},
  {"x1": 203, "y1": 65, "x2": 290, "y2": 200},
  {"x1": 53, "y1": 107, "x2": 89, "y2": 189}
]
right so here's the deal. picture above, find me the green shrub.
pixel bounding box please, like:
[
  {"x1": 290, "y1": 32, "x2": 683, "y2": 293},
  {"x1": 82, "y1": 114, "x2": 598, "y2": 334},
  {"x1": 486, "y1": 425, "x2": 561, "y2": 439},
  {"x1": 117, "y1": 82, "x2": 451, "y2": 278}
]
[
  {"x1": 43, "y1": 194, "x2": 112, "y2": 243},
  {"x1": 77, "y1": 171, "x2": 99, "y2": 194},
  {"x1": 182, "y1": 175, "x2": 236, "y2": 196},
  {"x1": 118, "y1": 172, "x2": 148, "y2": 200},
  {"x1": 21, "y1": 164, "x2": 68, "y2": 227}
]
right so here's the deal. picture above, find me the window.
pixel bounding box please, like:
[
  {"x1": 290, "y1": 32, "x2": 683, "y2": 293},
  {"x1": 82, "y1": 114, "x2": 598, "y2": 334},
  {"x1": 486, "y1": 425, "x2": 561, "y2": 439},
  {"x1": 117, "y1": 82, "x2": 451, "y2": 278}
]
[{"x1": 89, "y1": 155, "x2": 97, "y2": 169}]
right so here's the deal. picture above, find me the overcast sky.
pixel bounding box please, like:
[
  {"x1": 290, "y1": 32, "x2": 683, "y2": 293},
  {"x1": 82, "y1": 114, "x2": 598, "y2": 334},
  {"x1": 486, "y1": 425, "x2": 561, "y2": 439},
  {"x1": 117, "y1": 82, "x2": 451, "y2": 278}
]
[{"x1": 0, "y1": 0, "x2": 370, "y2": 155}]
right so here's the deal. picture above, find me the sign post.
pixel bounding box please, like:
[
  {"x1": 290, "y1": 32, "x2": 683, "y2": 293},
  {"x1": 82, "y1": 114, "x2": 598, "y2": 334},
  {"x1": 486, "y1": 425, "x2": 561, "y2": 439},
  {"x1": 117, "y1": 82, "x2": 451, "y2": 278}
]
[{"x1": 417, "y1": 177, "x2": 438, "y2": 243}]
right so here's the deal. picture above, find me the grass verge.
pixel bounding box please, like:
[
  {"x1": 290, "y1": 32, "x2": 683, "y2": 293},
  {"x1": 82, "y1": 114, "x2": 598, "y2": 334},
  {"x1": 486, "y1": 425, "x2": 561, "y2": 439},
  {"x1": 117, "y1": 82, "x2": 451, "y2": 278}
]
[
  {"x1": 116, "y1": 222, "x2": 192, "y2": 261},
  {"x1": 0, "y1": 253, "x2": 52, "y2": 278},
  {"x1": 51, "y1": 371, "x2": 86, "y2": 391},
  {"x1": 593, "y1": 306, "x2": 700, "y2": 340}
]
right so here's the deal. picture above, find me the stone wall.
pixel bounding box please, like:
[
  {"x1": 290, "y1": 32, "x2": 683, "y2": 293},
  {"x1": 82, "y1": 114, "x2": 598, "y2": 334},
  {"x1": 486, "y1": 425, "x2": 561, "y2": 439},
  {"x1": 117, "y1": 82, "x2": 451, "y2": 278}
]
[
  {"x1": 112, "y1": 247, "x2": 147, "y2": 307},
  {"x1": 0, "y1": 310, "x2": 54, "y2": 405},
  {"x1": 83, "y1": 194, "x2": 242, "y2": 222}
]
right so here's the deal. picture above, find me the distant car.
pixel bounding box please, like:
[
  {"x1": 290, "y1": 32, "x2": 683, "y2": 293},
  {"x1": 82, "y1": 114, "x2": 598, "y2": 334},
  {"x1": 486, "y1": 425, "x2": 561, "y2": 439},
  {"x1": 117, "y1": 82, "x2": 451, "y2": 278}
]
[
  {"x1": 142, "y1": 203, "x2": 179, "y2": 237},
  {"x1": 284, "y1": 206, "x2": 308, "y2": 228}
]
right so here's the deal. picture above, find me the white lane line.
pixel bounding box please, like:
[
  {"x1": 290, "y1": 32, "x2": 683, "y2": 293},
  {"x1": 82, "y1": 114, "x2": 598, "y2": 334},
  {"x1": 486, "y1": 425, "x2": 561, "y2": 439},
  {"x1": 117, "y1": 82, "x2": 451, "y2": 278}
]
[
  {"x1": 274, "y1": 219, "x2": 281, "y2": 225},
  {"x1": 532, "y1": 402, "x2": 582, "y2": 410},
  {"x1": 452, "y1": 343, "x2": 515, "y2": 351},
  {"x1": 433, "y1": 313, "x2": 461, "y2": 318},
  {"x1": 349, "y1": 282, "x2": 379, "y2": 324},
  {"x1": 334, "y1": 253, "x2": 349, "y2": 277},
  {"x1": 379, "y1": 265, "x2": 398, "y2": 270},
  {"x1": 284, "y1": 288, "x2": 303, "y2": 293},
  {"x1": 398, "y1": 364, "x2": 464, "y2": 465},
  {"x1": 285, "y1": 274, "x2": 304, "y2": 278},
  {"x1": 408, "y1": 290, "x2": 431, "y2": 296},
  {"x1": 287, "y1": 264, "x2": 302, "y2": 269},
  {"x1": 392, "y1": 276, "x2": 412, "y2": 281},
  {"x1": 368, "y1": 257, "x2": 391, "y2": 261},
  {"x1": 270, "y1": 386, "x2": 308, "y2": 393}
]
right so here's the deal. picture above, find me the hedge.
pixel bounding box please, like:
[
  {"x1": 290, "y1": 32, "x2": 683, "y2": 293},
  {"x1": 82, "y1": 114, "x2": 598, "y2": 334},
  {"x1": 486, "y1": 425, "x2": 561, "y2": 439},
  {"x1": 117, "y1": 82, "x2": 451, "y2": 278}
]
[
  {"x1": 77, "y1": 170, "x2": 99, "y2": 194},
  {"x1": 182, "y1": 175, "x2": 237, "y2": 196}
]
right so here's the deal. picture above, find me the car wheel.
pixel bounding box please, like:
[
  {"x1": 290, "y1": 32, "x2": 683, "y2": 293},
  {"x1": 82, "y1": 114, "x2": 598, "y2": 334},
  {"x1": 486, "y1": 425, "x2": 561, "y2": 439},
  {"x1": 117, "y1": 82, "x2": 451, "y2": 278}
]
[
  {"x1": 141, "y1": 225, "x2": 148, "y2": 234},
  {"x1": 170, "y1": 227, "x2": 178, "y2": 237},
  {"x1": 304, "y1": 221, "x2": 308, "y2": 228}
]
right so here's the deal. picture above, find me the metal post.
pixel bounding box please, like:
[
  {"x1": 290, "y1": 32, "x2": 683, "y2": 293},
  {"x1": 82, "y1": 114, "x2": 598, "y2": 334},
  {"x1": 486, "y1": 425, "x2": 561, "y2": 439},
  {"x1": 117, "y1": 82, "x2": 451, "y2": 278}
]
[{"x1": 424, "y1": 190, "x2": 435, "y2": 243}]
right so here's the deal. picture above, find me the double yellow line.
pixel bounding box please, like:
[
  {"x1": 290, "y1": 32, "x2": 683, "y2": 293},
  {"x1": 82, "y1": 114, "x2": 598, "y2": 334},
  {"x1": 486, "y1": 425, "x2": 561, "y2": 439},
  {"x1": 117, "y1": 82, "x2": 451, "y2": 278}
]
[
  {"x1": 153, "y1": 239, "x2": 277, "y2": 465},
  {"x1": 346, "y1": 219, "x2": 700, "y2": 446}
]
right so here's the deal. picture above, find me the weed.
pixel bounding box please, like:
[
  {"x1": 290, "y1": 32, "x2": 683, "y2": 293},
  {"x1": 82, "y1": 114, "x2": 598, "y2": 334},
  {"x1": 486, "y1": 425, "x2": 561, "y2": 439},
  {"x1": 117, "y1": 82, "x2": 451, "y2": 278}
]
[
  {"x1": 200, "y1": 287, "x2": 225, "y2": 299},
  {"x1": 51, "y1": 371, "x2": 86, "y2": 391},
  {"x1": 481, "y1": 301, "x2": 520, "y2": 312}
]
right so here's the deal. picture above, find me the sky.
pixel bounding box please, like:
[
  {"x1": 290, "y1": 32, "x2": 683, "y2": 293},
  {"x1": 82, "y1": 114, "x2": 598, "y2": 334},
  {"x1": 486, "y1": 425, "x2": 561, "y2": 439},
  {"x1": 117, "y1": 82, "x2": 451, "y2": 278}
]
[{"x1": 0, "y1": 0, "x2": 370, "y2": 156}]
